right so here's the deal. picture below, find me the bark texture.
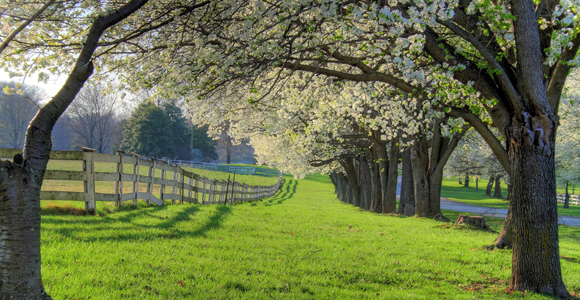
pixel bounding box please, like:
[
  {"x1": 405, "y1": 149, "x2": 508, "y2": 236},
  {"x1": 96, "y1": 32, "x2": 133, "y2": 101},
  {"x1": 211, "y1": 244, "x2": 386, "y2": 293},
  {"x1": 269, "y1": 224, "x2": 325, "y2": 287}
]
[
  {"x1": 485, "y1": 175, "x2": 494, "y2": 196},
  {"x1": 0, "y1": 158, "x2": 50, "y2": 299},
  {"x1": 410, "y1": 122, "x2": 469, "y2": 219},
  {"x1": 398, "y1": 148, "x2": 415, "y2": 216},
  {"x1": 384, "y1": 138, "x2": 399, "y2": 214},
  {"x1": 493, "y1": 175, "x2": 504, "y2": 199},
  {"x1": 507, "y1": 126, "x2": 567, "y2": 295}
]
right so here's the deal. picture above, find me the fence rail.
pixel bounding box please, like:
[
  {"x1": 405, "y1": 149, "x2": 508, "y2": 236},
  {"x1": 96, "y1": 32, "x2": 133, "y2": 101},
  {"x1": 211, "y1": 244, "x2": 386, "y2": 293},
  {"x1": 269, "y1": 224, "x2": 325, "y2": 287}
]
[
  {"x1": 161, "y1": 159, "x2": 280, "y2": 176},
  {"x1": 557, "y1": 194, "x2": 580, "y2": 206},
  {"x1": 0, "y1": 148, "x2": 282, "y2": 214}
]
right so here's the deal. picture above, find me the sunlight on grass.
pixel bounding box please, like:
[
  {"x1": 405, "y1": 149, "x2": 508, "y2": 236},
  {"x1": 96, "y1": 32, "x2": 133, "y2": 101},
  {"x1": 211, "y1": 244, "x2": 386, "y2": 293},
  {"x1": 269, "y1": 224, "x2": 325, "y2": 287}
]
[{"x1": 40, "y1": 174, "x2": 580, "y2": 299}]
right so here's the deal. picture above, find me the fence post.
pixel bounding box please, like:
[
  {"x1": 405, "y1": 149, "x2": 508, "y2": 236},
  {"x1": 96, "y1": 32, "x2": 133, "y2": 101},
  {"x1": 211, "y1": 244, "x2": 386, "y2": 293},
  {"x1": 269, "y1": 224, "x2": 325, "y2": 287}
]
[
  {"x1": 131, "y1": 152, "x2": 141, "y2": 206},
  {"x1": 201, "y1": 180, "x2": 206, "y2": 204},
  {"x1": 81, "y1": 147, "x2": 97, "y2": 215},
  {"x1": 147, "y1": 158, "x2": 156, "y2": 206},
  {"x1": 180, "y1": 169, "x2": 185, "y2": 204},
  {"x1": 193, "y1": 174, "x2": 199, "y2": 202},
  {"x1": 170, "y1": 166, "x2": 177, "y2": 205},
  {"x1": 115, "y1": 150, "x2": 125, "y2": 208},
  {"x1": 159, "y1": 164, "x2": 166, "y2": 205}
]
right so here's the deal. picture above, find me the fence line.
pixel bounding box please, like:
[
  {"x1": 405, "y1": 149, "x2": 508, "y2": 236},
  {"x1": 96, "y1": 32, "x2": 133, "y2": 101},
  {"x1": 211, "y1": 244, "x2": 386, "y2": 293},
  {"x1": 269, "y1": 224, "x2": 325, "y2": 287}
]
[
  {"x1": 160, "y1": 159, "x2": 280, "y2": 176},
  {"x1": 0, "y1": 148, "x2": 283, "y2": 214},
  {"x1": 557, "y1": 194, "x2": 580, "y2": 206}
]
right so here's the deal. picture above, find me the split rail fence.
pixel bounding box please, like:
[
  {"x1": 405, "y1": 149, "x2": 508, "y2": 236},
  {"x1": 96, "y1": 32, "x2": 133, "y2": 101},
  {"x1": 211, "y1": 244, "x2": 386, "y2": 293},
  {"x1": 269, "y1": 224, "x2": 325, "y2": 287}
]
[
  {"x1": 0, "y1": 148, "x2": 282, "y2": 214},
  {"x1": 557, "y1": 194, "x2": 580, "y2": 205},
  {"x1": 161, "y1": 160, "x2": 280, "y2": 176}
]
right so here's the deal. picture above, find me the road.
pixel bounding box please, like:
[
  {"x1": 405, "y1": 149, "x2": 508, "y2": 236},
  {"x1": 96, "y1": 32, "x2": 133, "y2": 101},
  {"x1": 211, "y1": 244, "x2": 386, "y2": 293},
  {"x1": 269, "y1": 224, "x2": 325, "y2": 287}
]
[{"x1": 396, "y1": 176, "x2": 580, "y2": 227}]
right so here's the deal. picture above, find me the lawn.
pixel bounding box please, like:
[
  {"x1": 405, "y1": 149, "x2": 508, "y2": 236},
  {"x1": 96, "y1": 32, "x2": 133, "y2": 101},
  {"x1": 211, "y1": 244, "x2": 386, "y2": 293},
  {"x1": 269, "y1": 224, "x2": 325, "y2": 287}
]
[
  {"x1": 441, "y1": 176, "x2": 580, "y2": 218},
  {"x1": 41, "y1": 173, "x2": 580, "y2": 299}
]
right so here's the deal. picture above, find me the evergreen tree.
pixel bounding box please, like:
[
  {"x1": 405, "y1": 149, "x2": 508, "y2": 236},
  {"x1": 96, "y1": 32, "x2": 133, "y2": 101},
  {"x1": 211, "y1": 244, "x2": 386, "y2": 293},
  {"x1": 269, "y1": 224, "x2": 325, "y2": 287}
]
[
  {"x1": 161, "y1": 101, "x2": 191, "y2": 160},
  {"x1": 120, "y1": 101, "x2": 174, "y2": 158},
  {"x1": 192, "y1": 125, "x2": 218, "y2": 160},
  {"x1": 120, "y1": 100, "x2": 216, "y2": 160}
]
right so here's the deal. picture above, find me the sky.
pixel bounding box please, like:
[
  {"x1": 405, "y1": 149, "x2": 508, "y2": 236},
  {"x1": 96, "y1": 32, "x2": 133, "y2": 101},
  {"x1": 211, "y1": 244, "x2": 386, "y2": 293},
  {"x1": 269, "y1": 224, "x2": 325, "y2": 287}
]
[{"x1": 0, "y1": 71, "x2": 67, "y2": 102}]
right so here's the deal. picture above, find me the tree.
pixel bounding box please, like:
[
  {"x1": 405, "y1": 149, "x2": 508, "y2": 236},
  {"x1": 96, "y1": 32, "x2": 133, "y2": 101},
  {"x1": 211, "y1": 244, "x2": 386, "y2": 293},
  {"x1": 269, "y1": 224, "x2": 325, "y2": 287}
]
[
  {"x1": 161, "y1": 100, "x2": 193, "y2": 160},
  {"x1": 0, "y1": 81, "x2": 41, "y2": 148},
  {"x1": 0, "y1": 0, "x2": 200, "y2": 297},
  {"x1": 66, "y1": 83, "x2": 119, "y2": 153},
  {"x1": 120, "y1": 100, "x2": 195, "y2": 159},
  {"x1": 0, "y1": 0, "x2": 56, "y2": 55},
  {"x1": 135, "y1": 1, "x2": 577, "y2": 295},
  {"x1": 191, "y1": 125, "x2": 218, "y2": 160},
  {"x1": 120, "y1": 101, "x2": 175, "y2": 158}
]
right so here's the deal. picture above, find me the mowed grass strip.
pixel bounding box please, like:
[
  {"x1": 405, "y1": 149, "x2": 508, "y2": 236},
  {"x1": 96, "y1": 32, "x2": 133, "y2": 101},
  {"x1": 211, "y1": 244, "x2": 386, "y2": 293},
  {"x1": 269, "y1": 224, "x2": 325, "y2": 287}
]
[{"x1": 41, "y1": 174, "x2": 580, "y2": 299}]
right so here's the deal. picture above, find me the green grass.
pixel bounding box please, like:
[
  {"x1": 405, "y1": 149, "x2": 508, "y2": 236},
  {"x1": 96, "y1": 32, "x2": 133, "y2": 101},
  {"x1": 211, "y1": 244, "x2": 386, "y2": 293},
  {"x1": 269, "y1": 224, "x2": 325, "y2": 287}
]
[
  {"x1": 441, "y1": 176, "x2": 580, "y2": 218},
  {"x1": 40, "y1": 174, "x2": 580, "y2": 299}
]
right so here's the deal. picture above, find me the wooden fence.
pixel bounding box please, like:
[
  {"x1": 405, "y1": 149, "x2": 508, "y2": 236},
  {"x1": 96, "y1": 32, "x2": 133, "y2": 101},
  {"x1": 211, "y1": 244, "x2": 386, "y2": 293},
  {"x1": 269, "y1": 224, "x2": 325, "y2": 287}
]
[
  {"x1": 557, "y1": 194, "x2": 580, "y2": 206},
  {"x1": 0, "y1": 148, "x2": 283, "y2": 214},
  {"x1": 161, "y1": 159, "x2": 280, "y2": 176}
]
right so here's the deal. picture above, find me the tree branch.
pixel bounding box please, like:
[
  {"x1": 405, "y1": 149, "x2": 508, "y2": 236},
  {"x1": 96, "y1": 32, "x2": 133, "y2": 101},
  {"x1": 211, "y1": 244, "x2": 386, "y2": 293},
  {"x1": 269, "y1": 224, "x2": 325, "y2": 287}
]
[
  {"x1": 0, "y1": 0, "x2": 55, "y2": 55},
  {"x1": 445, "y1": 107, "x2": 510, "y2": 172},
  {"x1": 437, "y1": 19, "x2": 524, "y2": 113}
]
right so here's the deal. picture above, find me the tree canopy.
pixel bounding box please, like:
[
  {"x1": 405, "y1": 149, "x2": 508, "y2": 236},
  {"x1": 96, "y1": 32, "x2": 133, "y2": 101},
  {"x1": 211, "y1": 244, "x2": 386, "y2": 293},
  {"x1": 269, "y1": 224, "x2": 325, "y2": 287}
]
[{"x1": 1, "y1": 0, "x2": 579, "y2": 297}]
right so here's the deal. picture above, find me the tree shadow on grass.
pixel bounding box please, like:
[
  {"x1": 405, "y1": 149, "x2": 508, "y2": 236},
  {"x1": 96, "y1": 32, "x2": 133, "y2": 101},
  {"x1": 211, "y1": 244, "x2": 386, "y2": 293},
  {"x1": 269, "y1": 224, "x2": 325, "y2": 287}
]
[
  {"x1": 260, "y1": 179, "x2": 298, "y2": 206},
  {"x1": 40, "y1": 203, "x2": 231, "y2": 242}
]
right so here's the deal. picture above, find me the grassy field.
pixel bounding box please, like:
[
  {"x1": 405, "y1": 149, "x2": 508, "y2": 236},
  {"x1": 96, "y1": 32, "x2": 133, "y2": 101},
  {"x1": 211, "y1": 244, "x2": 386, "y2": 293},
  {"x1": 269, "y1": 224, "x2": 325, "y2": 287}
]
[
  {"x1": 40, "y1": 161, "x2": 279, "y2": 215},
  {"x1": 441, "y1": 176, "x2": 580, "y2": 218},
  {"x1": 40, "y1": 173, "x2": 580, "y2": 299}
]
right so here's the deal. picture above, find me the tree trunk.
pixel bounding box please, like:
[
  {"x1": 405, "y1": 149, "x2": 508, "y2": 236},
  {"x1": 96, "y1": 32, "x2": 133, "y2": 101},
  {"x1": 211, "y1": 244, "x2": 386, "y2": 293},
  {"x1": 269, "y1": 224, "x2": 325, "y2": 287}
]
[
  {"x1": 359, "y1": 154, "x2": 371, "y2": 210},
  {"x1": 0, "y1": 159, "x2": 50, "y2": 299},
  {"x1": 494, "y1": 209, "x2": 514, "y2": 249},
  {"x1": 564, "y1": 181, "x2": 569, "y2": 209},
  {"x1": 368, "y1": 148, "x2": 382, "y2": 213},
  {"x1": 458, "y1": 175, "x2": 462, "y2": 185},
  {"x1": 507, "y1": 132, "x2": 568, "y2": 295},
  {"x1": 226, "y1": 142, "x2": 231, "y2": 164},
  {"x1": 0, "y1": 1, "x2": 149, "y2": 298},
  {"x1": 411, "y1": 122, "x2": 469, "y2": 219},
  {"x1": 475, "y1": 177, "x2": 479, "y2": 192},
  {"x1": 411, "y1": 136, "x2": 432, "y2": 217},
  {"x1": 410, "y1": 135, "x2": 446, "y2": 218},
  {"x1": 464, "y1": 172, "x2": 469, "y2": 187},
  {"x1": 506, "y1": 183, "x2": 511, "y2": 200},
  {"x1": 384, "y1": 138, "x2": 399, "y2": 214},
  {"x1": 340, "y1": 159, "x2": 359, "y2": 206},
  {"x1": 493, "y1": 175, "x2": 504, "y2": 199},
  {"x1": 485, "y1": 175, "x2": 494, "y2": 196},
  {"x1": 398, "y1": 148, "x2": 415, "y2": 216},
  {"x1": 428, "y1": 169, "x2": 448, "y2": 221},
  {"x1": 373, "y1": 137, "x2": 389, "y2": 214}
]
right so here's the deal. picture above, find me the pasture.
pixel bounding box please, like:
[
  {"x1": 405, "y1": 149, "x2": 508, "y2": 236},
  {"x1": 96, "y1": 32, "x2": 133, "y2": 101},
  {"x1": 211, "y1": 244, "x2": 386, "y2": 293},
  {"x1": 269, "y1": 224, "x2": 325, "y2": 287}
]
[{"x1": 41, "y1": 172, "x2": 580, "y2": 299}]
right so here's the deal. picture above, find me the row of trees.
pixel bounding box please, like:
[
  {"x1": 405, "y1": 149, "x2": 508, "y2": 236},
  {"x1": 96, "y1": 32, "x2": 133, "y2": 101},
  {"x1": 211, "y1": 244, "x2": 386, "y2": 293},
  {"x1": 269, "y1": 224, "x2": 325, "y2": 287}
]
[{"x1": 0, "y1": 0, "x2": 578, "y2": 298}]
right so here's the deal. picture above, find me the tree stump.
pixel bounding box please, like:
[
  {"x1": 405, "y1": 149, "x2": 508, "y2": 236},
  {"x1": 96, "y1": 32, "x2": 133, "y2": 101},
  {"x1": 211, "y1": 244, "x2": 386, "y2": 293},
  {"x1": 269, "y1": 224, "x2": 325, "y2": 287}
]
[{"x1": 455, "y1": 215, "x2": 491, "y2": 231}]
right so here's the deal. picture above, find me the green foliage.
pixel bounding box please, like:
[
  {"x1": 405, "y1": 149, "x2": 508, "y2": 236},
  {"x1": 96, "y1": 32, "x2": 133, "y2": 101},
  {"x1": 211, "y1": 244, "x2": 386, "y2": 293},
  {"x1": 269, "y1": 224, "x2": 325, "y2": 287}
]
[
  {"x1": 120, "y1": 101, "x2": 207, "y2": 160},
  {"x1": 161, "y1": 101, "x2": 193, "y2": 159},
  {"x1": 191, "y1": 125, "x2": 217, "y2": 160},
  {"x1": 39, "y1": 174, "x2": 580, "y2": 299},
  {"x1": 120, "y1": 101, "x2": 175, "y2": 158}
]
